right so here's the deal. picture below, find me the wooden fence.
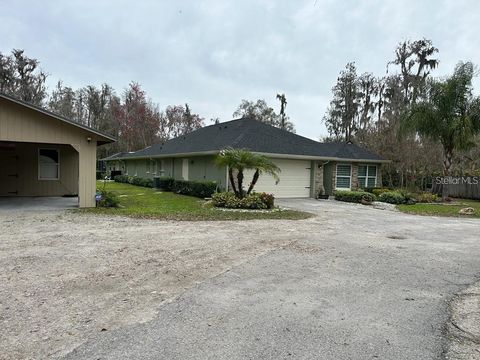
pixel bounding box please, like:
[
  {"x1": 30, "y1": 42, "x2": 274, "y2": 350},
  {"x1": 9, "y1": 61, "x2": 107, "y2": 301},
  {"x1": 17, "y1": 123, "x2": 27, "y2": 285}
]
[{"x1": 432, "y1": 177, "x2": 480, "y2": 200}]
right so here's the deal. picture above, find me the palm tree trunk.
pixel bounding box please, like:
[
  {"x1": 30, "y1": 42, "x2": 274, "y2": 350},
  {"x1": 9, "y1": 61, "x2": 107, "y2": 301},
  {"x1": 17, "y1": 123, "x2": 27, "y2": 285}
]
[
  {"x1": 228, "y1": 167, "x2": 238, "y2": 196},
  {"x1": 442, "y1": 147, "x2": 453, "y2": 200},
  {"x1": 237, "y1": 169, "x2": 245, "y2": 198},
  {"x1": 247, "y1": 169, "x2": 260, "y2": 195}
]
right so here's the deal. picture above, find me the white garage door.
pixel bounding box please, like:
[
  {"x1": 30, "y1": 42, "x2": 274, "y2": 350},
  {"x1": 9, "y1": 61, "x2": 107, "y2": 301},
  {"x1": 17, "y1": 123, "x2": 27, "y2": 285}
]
[{"x1": 243, "y1": 159, "x2": 311, "y2": 198}]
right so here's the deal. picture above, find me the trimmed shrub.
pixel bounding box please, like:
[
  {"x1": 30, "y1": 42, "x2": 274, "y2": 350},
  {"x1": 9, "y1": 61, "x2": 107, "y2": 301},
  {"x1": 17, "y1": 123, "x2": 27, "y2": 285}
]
[
  {"x1": 212, "y1": 192, "x2": 275, "y2": 209},
  {"x1": 172, "y1": 180, "x2": 217, "y2": 198},
  {"x1": 416, "y1": 192, "x2": 438, "y2": 203},
  {"x1": 334, "y1": 190, "x2": 376, "y2": 204},
  {"x1": 378, "y1": 191, "x2": 406, "y2": 204}
]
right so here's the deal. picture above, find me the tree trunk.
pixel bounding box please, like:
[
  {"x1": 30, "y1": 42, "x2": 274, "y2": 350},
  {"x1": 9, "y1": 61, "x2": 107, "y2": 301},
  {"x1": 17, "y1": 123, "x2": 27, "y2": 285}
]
[
  {"x1": 442, "y1": 147, "x2": 453, "y2": 200},
  {"x1": 228, "y1": 167, "x2": 238, "y2": 196},
  {"x1": 237, "y1": 169, "x2": 245, "y2": 198},
  {"x1": 247, "y1": 170, "x2": 260, "y2": 195}
]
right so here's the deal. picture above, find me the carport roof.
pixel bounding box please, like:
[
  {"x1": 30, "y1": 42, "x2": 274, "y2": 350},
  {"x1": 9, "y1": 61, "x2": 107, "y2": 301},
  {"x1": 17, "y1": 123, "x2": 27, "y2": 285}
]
[
  {"x1": 106, "y1": 118, "x2": 386, "y2": 162},
  {"x1": 0, "y1": 92, "x2": 116, "y2": 145}
]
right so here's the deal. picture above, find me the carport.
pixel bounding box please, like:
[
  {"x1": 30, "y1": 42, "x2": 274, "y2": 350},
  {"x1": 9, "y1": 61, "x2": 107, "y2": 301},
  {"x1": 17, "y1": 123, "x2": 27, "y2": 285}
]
[{"x1": 0, "y1": 93, "x2": 115, "y2": 208}]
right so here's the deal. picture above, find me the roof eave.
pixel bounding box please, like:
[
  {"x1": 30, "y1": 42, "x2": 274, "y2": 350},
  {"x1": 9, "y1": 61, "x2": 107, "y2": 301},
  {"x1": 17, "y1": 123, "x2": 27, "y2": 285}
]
[
  {"x1": 105, "y1": 150, "x2": 389, "y2": 163},
  {"x1": 0, "y1": 92, "x2": 116, "y2": 144}
]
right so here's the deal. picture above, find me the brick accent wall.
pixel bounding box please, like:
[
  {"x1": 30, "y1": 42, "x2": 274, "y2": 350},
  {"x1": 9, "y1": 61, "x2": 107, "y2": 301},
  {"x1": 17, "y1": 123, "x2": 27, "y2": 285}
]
[
  {"x1": 351, "y1": 163, "x2": 359, "y2": 190},
  {"x1": 314, "y1": 161, "x2": 324, "y2": 196},
  {"x1": 331, "y1": 161, "x2": 337, "y2": 190}
]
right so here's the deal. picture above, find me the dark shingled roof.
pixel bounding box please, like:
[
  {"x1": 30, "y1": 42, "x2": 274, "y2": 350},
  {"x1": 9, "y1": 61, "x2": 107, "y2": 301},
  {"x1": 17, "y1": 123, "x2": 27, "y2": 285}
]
[{"x1": 105, "y1": 118, "x2": 385, "y2": 161}]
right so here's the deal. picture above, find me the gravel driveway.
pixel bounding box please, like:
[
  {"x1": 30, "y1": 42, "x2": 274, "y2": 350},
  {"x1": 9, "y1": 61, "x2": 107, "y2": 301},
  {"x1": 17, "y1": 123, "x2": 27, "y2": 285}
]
[{"x1": 1, "y1": 200, "x2": 479, "y2": 359}]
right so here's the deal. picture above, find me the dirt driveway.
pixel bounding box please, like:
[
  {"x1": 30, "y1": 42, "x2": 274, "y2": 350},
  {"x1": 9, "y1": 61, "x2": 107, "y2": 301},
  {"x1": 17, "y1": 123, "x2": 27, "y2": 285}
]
[
  {"x1": 1, "y1": 200, "x2": 480, "y2": 359},
  {"x1": 0, "y1": 210, "x2": 300, "y2": 359}
]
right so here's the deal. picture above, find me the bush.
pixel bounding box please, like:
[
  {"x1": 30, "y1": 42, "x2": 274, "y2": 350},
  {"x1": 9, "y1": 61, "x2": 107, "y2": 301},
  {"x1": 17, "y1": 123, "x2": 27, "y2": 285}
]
[
  {"x1": 259, "y1": 192, "x2": 275, "y2": 209},
  {"x1": 416, "y1": 192, "x2": 438, "y2": 203},
  {"x1": 172, "y1": 180, "x2": 217, "y2": 198},
  {"x1": 334, "y1": 190, "x2": 376, "y2": 204},
  {"x1": 96, "y1": 171, "x2": 106, "y2": 180},
  {"x1": 156, "y1": 177, "x2": 174, "y2": 191},
  {"x1": 96, "y1": 190, "x2": 119, "y2": 208},
  {"x1": 211, "y1": 192, "x2": 275, "y2": 209},
  {"x1": 378, "y1": 191, "x2": 406, "y2": 204}
]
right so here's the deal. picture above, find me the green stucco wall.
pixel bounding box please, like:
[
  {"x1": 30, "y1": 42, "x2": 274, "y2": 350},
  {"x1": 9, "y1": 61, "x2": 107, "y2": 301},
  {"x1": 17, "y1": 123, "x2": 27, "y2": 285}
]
[
  {"x1": 323, "y1": 162, "x2": 334, "y2": 195},
  {"x1": 110, "y1": 155, "x2": 226, "y2": 190}
]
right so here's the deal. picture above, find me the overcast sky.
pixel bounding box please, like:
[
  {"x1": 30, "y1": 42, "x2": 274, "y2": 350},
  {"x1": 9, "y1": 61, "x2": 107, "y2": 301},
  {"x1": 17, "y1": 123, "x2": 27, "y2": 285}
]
[{"x1": 1, "y1": 0, "x2": 479, "y2": 139}]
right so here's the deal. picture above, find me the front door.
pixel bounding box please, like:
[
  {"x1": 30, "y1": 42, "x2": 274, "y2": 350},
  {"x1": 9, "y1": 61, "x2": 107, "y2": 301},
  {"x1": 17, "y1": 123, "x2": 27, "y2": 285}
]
[{"x1": 0, "y1": 149, "x2": 19, "y2": 196}]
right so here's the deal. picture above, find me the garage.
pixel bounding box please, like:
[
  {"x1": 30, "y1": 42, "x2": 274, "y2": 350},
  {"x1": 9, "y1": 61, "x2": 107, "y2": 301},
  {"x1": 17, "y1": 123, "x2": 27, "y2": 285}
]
[
  {"x1": 244, "y1": 158, "x2": 312, "y2": 198},
  {"x1": 0, "y1": 93, "x2": 115, "y2": 208}
]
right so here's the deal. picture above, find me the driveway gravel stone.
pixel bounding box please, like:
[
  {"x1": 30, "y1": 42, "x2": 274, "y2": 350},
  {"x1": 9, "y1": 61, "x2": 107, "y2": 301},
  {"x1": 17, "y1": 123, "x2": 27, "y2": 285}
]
[{"x1": 60, "y1": 199, "x2": 480, "y2": 360}]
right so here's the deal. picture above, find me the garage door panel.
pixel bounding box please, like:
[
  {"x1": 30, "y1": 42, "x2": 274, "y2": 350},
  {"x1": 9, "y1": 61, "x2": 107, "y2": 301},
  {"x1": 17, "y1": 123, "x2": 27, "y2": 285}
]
[{"x1": 244, "y1": 159, "x2": 311, "y2": 198}]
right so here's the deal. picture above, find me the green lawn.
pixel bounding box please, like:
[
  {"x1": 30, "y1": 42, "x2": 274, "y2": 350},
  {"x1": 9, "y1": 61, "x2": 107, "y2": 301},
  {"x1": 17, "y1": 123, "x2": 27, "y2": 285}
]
[
  {"x1": 80, "y1": 181, "x2": 312, "y2": 221},
  {"x1": 397, "y1": 199, "x2": 480, "y2": 218}
]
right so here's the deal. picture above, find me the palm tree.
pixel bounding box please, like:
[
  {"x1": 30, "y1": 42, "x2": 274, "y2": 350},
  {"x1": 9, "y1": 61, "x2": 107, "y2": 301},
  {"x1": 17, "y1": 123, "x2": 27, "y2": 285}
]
[
  {"x1": 402, "y1": 62, "x2": 480, "y2": 180},
  {"x1": 215, "y1": 148, "x2": 280, "y2": 198}
]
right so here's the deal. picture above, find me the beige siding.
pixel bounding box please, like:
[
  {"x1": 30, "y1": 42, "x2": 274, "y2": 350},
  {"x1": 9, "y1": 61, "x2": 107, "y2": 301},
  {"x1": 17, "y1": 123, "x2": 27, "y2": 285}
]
[
  {"x1": 0, "y1": 97, "x2": 107, "y2": 207},
  {"x1": 0, "y1": 143, "x2": 78, "y2": 196}
]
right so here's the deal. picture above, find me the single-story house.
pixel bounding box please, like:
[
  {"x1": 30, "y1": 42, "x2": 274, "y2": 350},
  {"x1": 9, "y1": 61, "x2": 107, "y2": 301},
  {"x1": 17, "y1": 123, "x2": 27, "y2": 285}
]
[
  {"x1": 0, "y1": 93, "x2": 116, "y2": 207},
  {"x1": 104, "y1": 118, "x2": 388, "y2": 198}
]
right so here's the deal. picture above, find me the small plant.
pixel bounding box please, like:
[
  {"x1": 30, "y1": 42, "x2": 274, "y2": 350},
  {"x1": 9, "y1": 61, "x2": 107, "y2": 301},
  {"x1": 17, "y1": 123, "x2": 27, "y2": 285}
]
[
  {"x1": 96, "y1": 177, "x2": 119, "y2": 207},
  {"x1": 96, "y1": 190, "x2": 120, "y2": 208},
  {"x1": 416, "y1": 192, "x2": 438, "y2": 203}
]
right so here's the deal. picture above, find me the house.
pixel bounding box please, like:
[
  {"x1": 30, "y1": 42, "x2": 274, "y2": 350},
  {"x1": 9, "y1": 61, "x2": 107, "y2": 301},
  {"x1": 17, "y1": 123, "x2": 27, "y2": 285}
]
[
  {"x1": 0, "y1": 93, "x2": 115, "y2": 207},
  {"x1": 104, "y1": 118, "x2": 388, "y2": 198}
]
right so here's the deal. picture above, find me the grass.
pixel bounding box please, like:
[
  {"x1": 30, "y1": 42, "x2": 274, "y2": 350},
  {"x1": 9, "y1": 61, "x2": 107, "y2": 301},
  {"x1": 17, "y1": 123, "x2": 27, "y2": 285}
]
[
  {"x1": 397, "y1": 199, "x2": 480, "y2": 218},
  {"x1": 79, "y1": 181, "x2": 312, "y2": 221}
]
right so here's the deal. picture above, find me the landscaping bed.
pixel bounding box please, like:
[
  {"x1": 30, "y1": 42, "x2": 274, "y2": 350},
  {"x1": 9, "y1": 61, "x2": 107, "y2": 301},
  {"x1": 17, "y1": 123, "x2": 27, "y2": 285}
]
[{"x1": 85, "y1": 181, "x2": 311, "y2": 221}]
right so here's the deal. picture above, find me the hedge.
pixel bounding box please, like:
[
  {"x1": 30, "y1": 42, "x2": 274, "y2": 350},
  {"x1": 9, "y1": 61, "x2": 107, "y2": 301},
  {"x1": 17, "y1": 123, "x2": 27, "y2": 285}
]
[
  {"x1": 378, "y1": 190, "x2": 417, "y2": 205},
  {"x1": 171, "y1": 179, "x2": 217, "y2": 198},
  {"x1": 113, "y1": 175, "x2": 153, "y2": 188},
  {"x1": 156, "y1": 177, "x2": 174, "y2": 191},
  {"x1": 333, "y1": 190, "x2": 376, "y2": 203},
  {"x1": 113, "y1": 175, "x2": 216, "y2": 198}
]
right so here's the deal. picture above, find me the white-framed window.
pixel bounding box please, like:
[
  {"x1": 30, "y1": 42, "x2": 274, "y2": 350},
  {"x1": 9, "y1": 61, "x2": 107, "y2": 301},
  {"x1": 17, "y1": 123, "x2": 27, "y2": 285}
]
[
  {"x1": 336, "y1": 164, "x2": 352, "y2": 190},
  {"x1": 38, "y1": 148, "x2": 59, "y2": 180},
  {"x1": 358, "y1": 165, "x2": 377, "y2": 188}
]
